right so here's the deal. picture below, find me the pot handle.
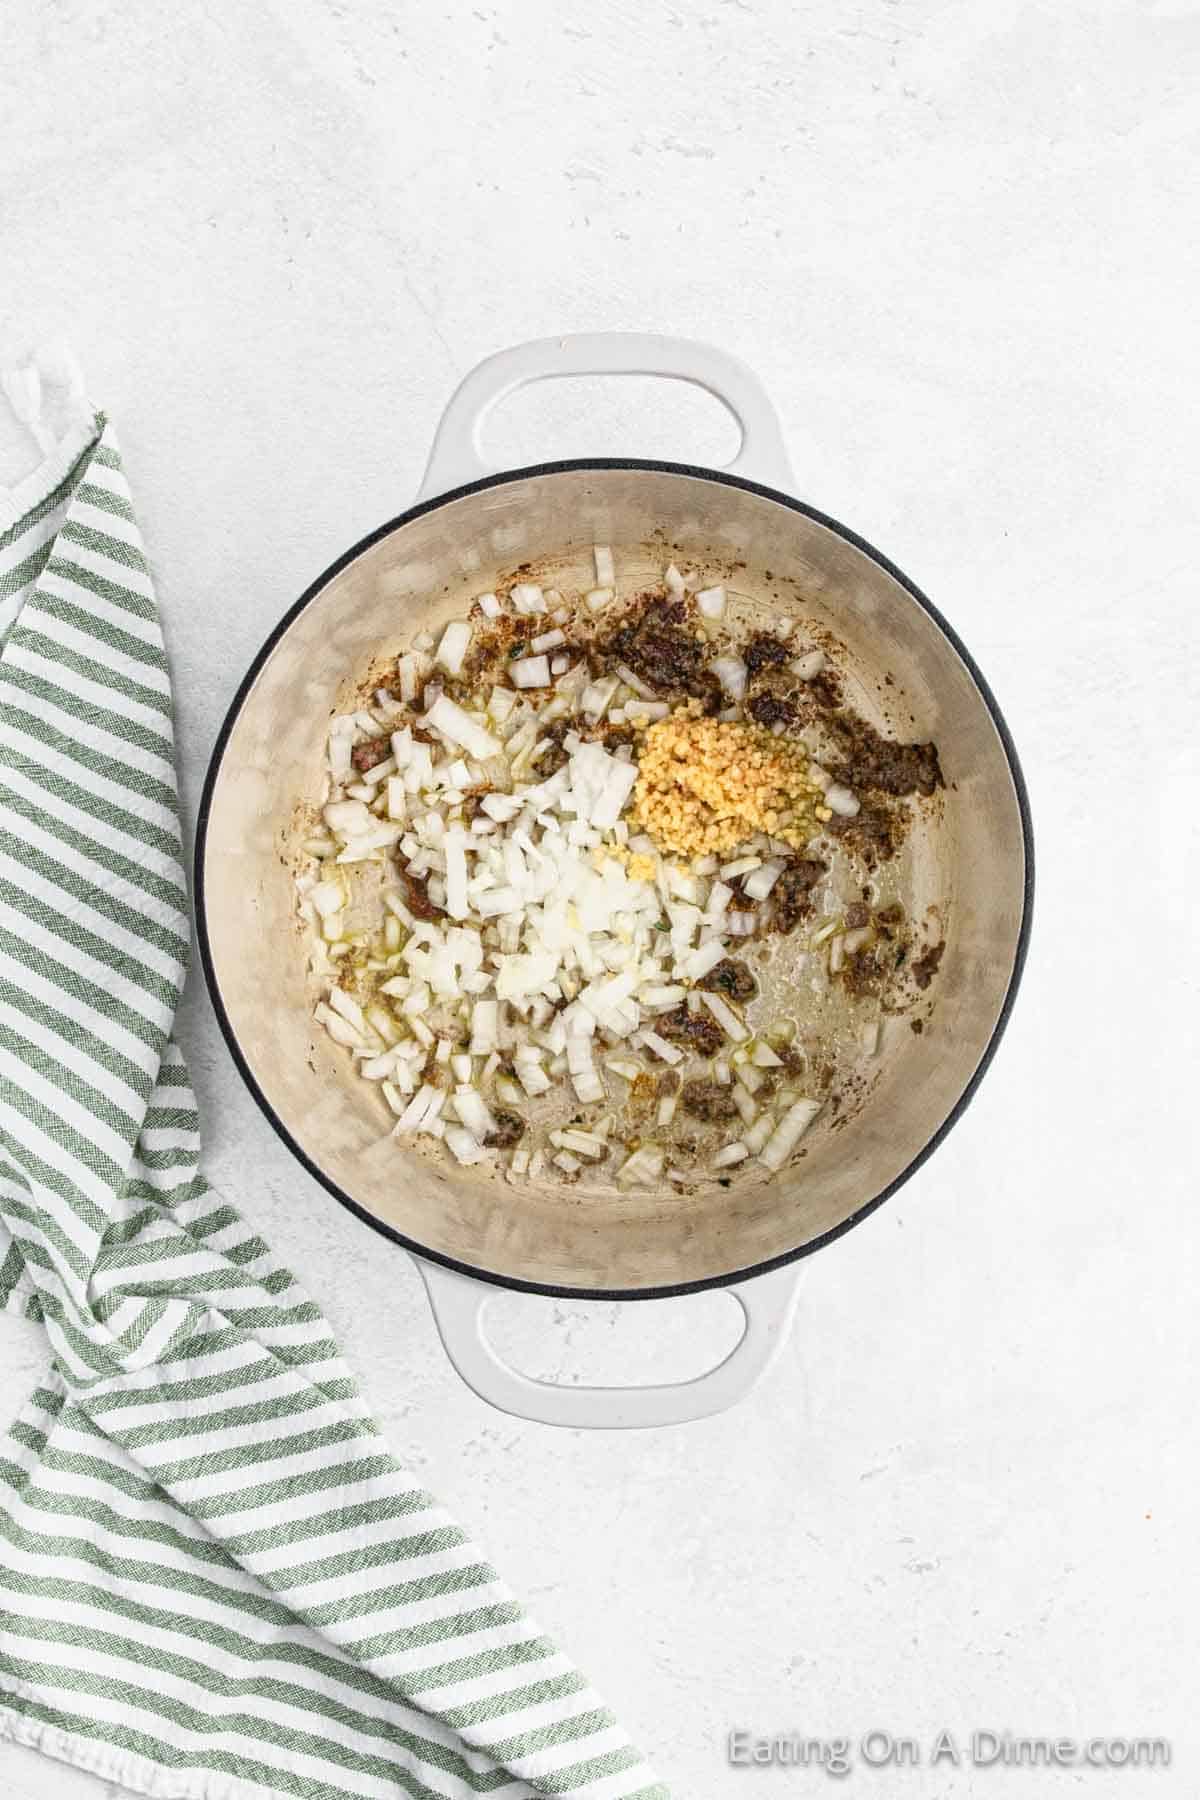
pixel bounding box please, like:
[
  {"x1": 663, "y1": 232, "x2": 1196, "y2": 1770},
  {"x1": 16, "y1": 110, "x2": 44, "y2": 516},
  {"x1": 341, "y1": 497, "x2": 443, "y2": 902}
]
[
  {"x1": 415, "y1": 1257, "x2": 803, "y2": 1429},
  {"x1": 416, "y1": 332, "x2": 795, "y2": 501}
]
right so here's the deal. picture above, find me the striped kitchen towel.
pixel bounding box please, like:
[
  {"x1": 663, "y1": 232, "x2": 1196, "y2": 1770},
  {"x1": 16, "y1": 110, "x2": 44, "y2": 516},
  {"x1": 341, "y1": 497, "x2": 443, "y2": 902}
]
[{"x1": 0, "y1": 355, "x2": 668, "y2": 1800}]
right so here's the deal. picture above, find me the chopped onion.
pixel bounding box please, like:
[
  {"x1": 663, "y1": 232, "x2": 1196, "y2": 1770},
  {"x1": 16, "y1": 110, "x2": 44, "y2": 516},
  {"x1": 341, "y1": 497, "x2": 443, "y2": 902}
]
[
  {"x1": 683, "y1": 939, "x2": 726, "y2": 982},
  {"x1": 824, "y1": 782, "x2": 860, "y2": 818},
  {"x1": 640, "y1": 1030, "x2": 683, "y2": 1065},
  {"x1": 511, "y1": 654, "x2": 551, "y2": 689},
  {"x1": 606, "y1": 1058, "x2": 642, "y2": 1080},
  {"x1": 792, "y1": 649, "x2": 826, "y2": 679},
  {"x1": 310, "y1": 880, "x2": 343, "y2": 920},
  {"x1": 617, "y1": 1145, "x2": 664, "y2": 1184},
  {"x1": 510, "y1": 583, "x2": 547, "y2": 614},
  {"x1": 585, "y1": 587, "x2": 614, "y2": 612},
  {"x1": 593, "y1": 544, "x2": 615, "y2": 586},
  {"x1": 732, "y1": 1085, "x2": 758, "y2": 1127},
  {"x1": 516, "y1": 1061, "x2": 552, "y2": 1097},
  {"x1": 315, "y1": 1004, "x2": 361, "y2": 1049},
  {"x1": 743, "y1": 860, "x2": 784, "y2": 902},
  {"x1": 531, "y1": 627, "x2": 566, "y2": 654},
  {"x1": 324, "y1": 799, "x2": 371, "y2": 836},
  {"x1": 436, "y1": 619, "x2": 472, "y2": 676},
  {"x1": 713, "y1": 1141, "x2": 748, "y2": 1168},
  {"x1": 699, "y1": 990, "x2": 749, "y2": 1042},
  {"x1": 758, "y1": 1098, "x2": 822, "y2": 1171},
  {"x1": 478, "y1": 591, "x2": 501, "y2": 619},
  {"x1": 425, "y1": 694, "x2": 502, "y2": 760},
  {"x1": 495, "y1": 1074, "x2": 524, "y2": 1107},
  {"x1": 743, "y1": 1112, "x2": 775, "y2": 1154},
  {"x1": 394, "y1": 1083, "x2": 442, "y2": 1134},
  {"x1": 445, "y1": 1125, "x2": 486, "y2": 1165},
  {"x1": 469, "y1": 999, "x2": 498, "y2": 1054},
  {"x1": 664, "y1": 563, "x2": 686, "y2": 597},
  {"x1": 550, "y1": 1128, "x2": 606, "y2": 1159},
  {"x1": 328, "y1": 987, "x2": 366, "y2": 1034},
  {"x1": 710, "y1": 656, "x2": 747, "y2": 703},
  {"x1": 696, "y1": 584, "x2": 726, "y2": 619},
  {"x1": 444, "y1": 828, "x2": 469, "y2": 919},
  {"x1": 453, "y1": 1087, "x2": 497, "y2": 1141}
]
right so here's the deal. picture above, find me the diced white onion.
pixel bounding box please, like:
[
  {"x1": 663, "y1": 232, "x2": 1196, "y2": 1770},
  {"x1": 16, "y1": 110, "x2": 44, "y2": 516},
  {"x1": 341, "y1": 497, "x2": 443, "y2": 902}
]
[
  {"x1": 617, "y1": 1145, "x2": 665, "y2": 1184},
  {"x1": 511, "y1": 655, "x2": 551, "y2": 689},
  {"x1": 445, "y1": 1125, "x2": 486, "y2": 1165},
  {"x1": 743, "y1": 860, "x2": 785, "y2": 902},
  {"x1": 699, "y1": 990, "x2": 749, "y2": 1042},
  {"x1": 424, "y1": 694, "x2": 501, "y2": 760},
  {"x1": 696, "y1": 585, "x2": 726, "y2": 619},
  {"x1": 758, "y1": 1098, "x2": 823, "y2": 1171},
  {"x1": 825, "y1": 783, "x2": 860, "y2": 818},
  {"x1": 436, "y1": 619, "x2": 472, "y2": 676},
  {"x1": 792, "y1": 649, "x2": 826, "y2": 679},
  {"x1": 713, "y1": 1142, "x2": 748, "y2": 1168},
  {"x1": 531, "y1": 627, "x2": 566, "y2": 654}
]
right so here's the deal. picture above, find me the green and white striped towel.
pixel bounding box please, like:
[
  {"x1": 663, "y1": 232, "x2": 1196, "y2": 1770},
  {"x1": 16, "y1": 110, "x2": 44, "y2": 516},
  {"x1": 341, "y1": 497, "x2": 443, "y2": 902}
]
[{"x1": 0, "y1": 359, "x2": 668, "y2": 1800}]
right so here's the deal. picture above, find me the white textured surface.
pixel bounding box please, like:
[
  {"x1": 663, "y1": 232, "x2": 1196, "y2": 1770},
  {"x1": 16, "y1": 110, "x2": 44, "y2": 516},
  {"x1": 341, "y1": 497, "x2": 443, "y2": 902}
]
[{"x1": 1, "y1": 2, "x2": 1197, "y2": 1795}]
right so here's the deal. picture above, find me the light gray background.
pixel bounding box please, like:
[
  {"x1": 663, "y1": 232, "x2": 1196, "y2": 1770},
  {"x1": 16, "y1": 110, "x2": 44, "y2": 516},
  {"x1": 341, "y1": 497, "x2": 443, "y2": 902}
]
[{"x1": 1, "y1": 1, "x2": 1197, "y2": 1795}]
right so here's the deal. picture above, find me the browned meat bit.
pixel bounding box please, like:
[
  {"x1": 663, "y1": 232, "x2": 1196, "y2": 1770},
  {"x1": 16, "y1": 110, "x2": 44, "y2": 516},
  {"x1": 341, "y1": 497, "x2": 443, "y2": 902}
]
[
  {"x1": 824, "y1": 712, "x2": 943, "y2": 797},
  {"x1": 910, "y1": 1018, "x2": 924, "y2": 1034},
  {"x1": 804, "y1": 669, "x2": 843, "y2": 711},
  {"x1": 844, "y1": 901, "x2": 871, "y2": 930},
  {"x1": 680, "y1": 1080, "x2": 740, "y2": 1122},
  {"x1": 351, "y1": 737, "x2": 390, "y2": 773},
  {"x1": 461, "y1": 613, "x2": 523, "y2": 686},
  {"x1": 825, "y1": 801, "x2": 901, "y2": 869},
  {"x1": 747, "y1": 691, "x2": 798, "y2": 731},
  {"x1": 484, "y1": 1110, "x2": 525, "y2": 1149},
  {"x1": 744, "y1": 632, "x2": 791, "y2": 678},
  {"x1": 655, "y1": 1002, "x2": 725, "y2": 1059},
  {"x1": 873, "y1": 902, "x2": 905, "y2": 938},
  {"x1": 911, "y1": 940, "x2": 945, "y2": 990},
  {"x1": 601, "y1": 597, "x2": 722, "y2": 713},
  {"x1": 837, "y1": 946, "x2": 885, "y2": 1000},
  {"x1": 698, "y1": 957, "x2": 758, "y2": 1003},
  {"x1": 397, "y1": 868, "x2": 443, "y2": 921},
  {"x1": 771, "y1": 856, "x2": 827, "y2": 933}
]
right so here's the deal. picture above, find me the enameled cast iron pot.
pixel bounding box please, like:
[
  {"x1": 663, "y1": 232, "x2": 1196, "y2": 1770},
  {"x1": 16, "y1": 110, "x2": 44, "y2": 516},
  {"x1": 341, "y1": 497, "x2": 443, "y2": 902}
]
[{"x1": 196, "y1": 334, "x2": 1033, "y2": 1429}]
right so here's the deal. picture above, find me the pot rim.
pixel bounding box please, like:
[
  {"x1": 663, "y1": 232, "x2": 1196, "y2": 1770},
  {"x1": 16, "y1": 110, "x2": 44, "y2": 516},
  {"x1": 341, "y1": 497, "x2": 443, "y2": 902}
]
[{"x1": 194, "y1": 456, "x2": 1034, "y2": 1301}]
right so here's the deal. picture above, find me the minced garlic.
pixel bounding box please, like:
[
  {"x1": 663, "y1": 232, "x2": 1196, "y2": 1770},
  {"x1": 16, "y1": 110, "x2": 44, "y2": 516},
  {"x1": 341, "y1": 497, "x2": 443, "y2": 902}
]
[{"x1": 633, "y1": 711, "x2": 823, "y2": 858}]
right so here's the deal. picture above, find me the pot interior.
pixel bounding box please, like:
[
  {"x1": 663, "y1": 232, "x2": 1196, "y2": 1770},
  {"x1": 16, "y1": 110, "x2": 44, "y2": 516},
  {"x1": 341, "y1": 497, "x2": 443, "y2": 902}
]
[{"x1": 199, "y1": 465, "x2": 1028, "y2": 1294}]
